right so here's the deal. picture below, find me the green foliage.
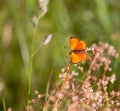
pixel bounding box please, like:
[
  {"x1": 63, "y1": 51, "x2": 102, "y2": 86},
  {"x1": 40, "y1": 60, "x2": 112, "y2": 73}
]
[{"x1": 0, "y1": 0, "x2": 120, "y2": 110}]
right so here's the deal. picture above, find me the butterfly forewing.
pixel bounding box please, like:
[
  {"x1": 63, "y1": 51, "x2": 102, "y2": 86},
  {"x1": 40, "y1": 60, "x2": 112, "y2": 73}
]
[
  {"x1": 75, "y1": 40, "x2": 86, "y2": 50},
  {"x1": 70, "y1": 37, "x2": 79, "y2": 50}
]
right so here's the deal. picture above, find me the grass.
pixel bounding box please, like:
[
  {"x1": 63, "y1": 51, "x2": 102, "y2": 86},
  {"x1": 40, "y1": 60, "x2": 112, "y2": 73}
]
[
  {"x1": 27, "y1": 0, "x2": 50, "y2": 109},
  {"x1": 0, "y1": 0, "x2": 120, "y2": 111},
  {"x1": 2, "y1": 98, "x2": 6, "y2": 111}
]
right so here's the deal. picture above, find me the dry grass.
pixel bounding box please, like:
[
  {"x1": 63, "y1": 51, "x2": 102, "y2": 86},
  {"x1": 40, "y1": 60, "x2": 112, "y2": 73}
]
[{"x1": 27, "y1": 42, "x2": 120, "y2": 111}]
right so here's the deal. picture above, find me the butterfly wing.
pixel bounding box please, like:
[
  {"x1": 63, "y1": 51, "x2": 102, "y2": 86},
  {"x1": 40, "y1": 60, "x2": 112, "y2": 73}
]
[
  {"x1": 70, "y1": 37, "x2": 79, "y2": 50},
  {"x1": 71, "y1": 52, "x2": 87, "y2": 64},
  {"x1": 70, "y1": 37, "x2": 87, "y2": 64},
  {"x1": 75, "y1": 40, "x2": 86, "y2": 50}
]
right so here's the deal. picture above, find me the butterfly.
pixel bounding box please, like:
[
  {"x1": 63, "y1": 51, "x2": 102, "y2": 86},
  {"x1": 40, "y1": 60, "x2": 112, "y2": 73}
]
[{"x1": 69, "y1": 37, "x2": 87, "y2": 64}]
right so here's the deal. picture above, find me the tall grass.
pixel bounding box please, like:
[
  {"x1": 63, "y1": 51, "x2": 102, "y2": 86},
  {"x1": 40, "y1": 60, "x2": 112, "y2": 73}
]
[{"x1": 27, "y1": 0, "x2": 50, "y2": 110}]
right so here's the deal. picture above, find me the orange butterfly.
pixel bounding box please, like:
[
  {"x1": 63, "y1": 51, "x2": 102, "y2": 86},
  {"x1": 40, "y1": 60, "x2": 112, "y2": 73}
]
[{"x1": 70, "y1": 37, "x2": 87, "y2": 64}]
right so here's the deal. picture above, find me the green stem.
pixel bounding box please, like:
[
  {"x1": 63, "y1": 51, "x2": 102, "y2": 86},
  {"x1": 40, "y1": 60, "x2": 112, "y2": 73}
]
[
  {"x1": 27, "y1": 14, "x2": 42, "y2": 109},
  {"x1": 28, "y1": 55, "x2": 33, "y2": 96},
  {"x1": 2, "y1": 97, "x2": 6, "y2": 111}
]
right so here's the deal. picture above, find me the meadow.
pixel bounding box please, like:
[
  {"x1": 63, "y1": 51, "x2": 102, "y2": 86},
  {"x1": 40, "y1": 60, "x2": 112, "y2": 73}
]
[{"x1": 0, "y1": 0, "x2": 120, "y2": 111}]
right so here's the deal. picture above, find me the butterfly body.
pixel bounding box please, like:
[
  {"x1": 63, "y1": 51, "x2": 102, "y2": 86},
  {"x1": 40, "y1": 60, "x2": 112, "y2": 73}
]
[
  {"x1": 72, "y1": 49, "x2": 85, "y2": 53},
  {"x1": 70, "y1": 37, "x2": 87, "y2": 64},
  {"x1": 69, "y1": 49, "x2": 85, "y2": 55}
]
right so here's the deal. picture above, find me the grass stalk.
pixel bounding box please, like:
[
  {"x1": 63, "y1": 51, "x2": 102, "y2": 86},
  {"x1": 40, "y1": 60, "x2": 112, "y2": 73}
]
[
  {"x1": 2, "y1": 97, "x2": 6, "y2": 111},
  {"x1": 27, "y1": 14, "x2": 43, "y2": 110},
  {"x1": 61, "y1": 63, "x2": 71, "y2": 91},
  {"x1": 45, "y1": 65, "x2": 55, "y2": 101}
]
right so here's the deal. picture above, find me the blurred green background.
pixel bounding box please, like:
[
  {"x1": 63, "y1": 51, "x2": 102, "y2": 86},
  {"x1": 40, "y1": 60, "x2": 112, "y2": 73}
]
[{"x1": 0, "y1": 0, "x2": 120, "y2": 110}]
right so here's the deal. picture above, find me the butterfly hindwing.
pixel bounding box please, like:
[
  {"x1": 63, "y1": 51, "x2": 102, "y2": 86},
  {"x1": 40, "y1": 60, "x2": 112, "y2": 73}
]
[{"x1": 71, "y1": 52, "x2": 87, "y2": 64}]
